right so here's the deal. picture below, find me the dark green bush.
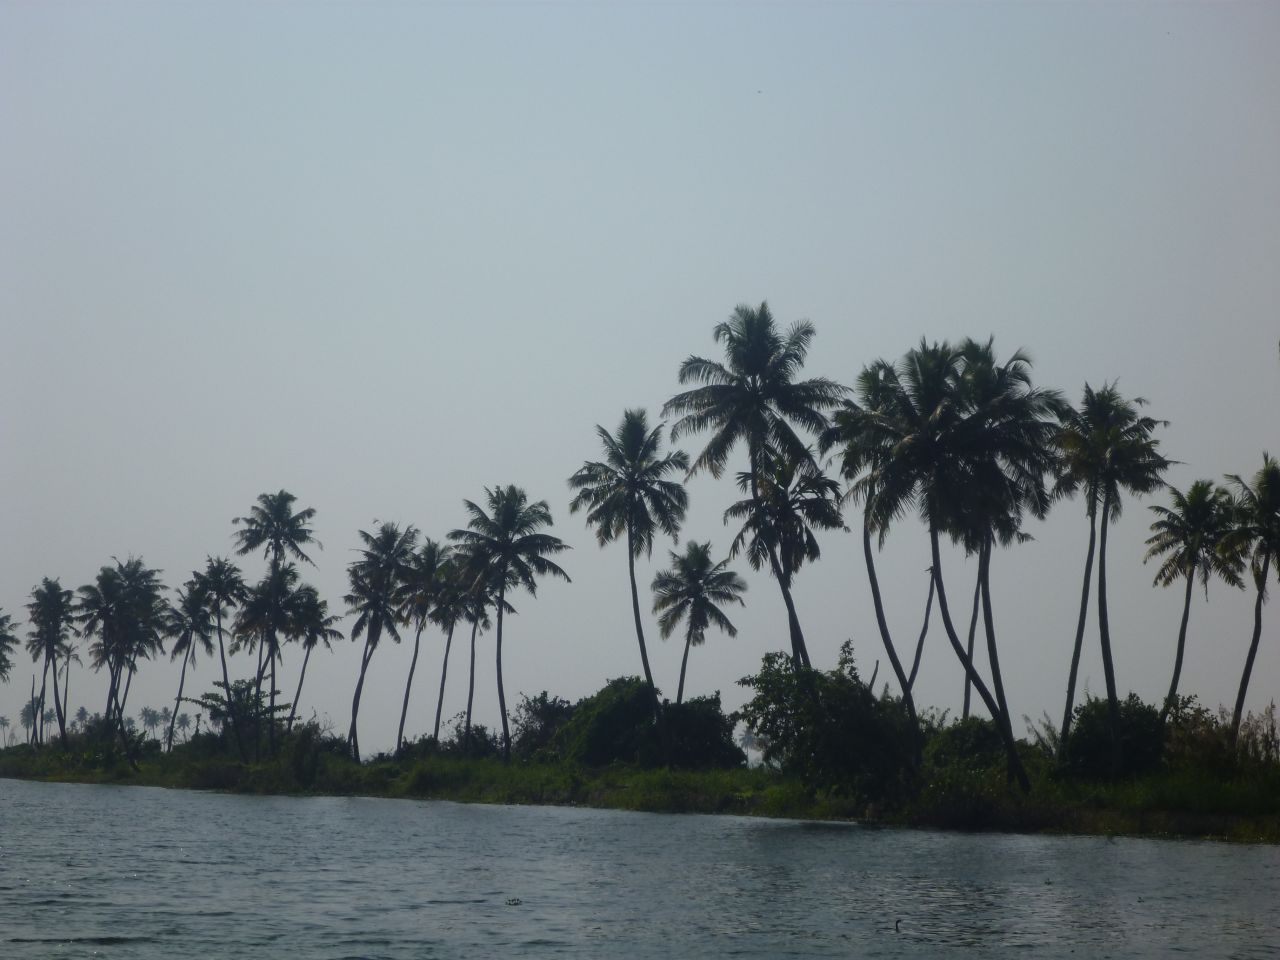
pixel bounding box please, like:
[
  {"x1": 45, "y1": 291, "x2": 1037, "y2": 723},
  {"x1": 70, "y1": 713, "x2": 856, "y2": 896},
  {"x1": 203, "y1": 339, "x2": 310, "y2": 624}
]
[
  {"x1": 663, "y1": 694, "x2": 746, "y2": 769},
  {"x1": 512, "y1": 692, "x2": 576, "y2": 760},
  {"x1": 1064, "y1": 694, "x2": 1163, "y2": 779},
  {"x1": 552, "y1": 677, "x2": 661, "y2": 767}
]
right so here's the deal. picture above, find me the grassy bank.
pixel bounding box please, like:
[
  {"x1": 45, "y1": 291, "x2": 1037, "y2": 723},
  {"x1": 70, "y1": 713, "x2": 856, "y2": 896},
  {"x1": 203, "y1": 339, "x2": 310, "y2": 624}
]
[{"x1": 4, "y1": 743, "x2": 1278, "y2": 842}]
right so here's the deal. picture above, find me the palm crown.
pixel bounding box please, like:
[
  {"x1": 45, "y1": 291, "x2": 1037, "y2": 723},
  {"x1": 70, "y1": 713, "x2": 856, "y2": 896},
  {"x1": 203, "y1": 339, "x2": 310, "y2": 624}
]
[
  {"x1": 233, "y1": 490, "x2": 321, "y2": 568},
  {"x1": 1145, "y1": 480, "x2": 1243, "y2": 591}
]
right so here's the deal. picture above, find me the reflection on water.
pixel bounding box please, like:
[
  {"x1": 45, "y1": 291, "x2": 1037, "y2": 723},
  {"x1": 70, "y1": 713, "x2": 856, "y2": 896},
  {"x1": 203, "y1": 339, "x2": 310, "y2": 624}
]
[{"x1": 1, "y1": 777, "x2": 1277, "y2": 958}]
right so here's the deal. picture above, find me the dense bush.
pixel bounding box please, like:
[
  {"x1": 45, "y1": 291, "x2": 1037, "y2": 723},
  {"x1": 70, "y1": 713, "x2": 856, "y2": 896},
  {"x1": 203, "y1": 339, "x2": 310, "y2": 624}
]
[
  {"x1": 663, "y1": 694, "x2": 746, "y2": 769},
  {"x1": 737, "y1": 642, "x2": 918, "y2": 799},
  {"x1": 551, "y1": 677, "x2": 661, "y2": 767},
  {"x1": 1063, "y1": 694, "x2": 1163, "y2": 778},
  {"x1": 512, "y1": 692, "x2": 576, "y2": 760}
]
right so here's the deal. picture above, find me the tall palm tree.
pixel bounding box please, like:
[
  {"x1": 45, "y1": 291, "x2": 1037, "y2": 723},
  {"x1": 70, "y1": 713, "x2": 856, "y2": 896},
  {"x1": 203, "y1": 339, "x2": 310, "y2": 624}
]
[
  {"x1": 1222, "y1": 454, "x2": 1280, "y2": 743},
  {"x1": 663, "y1": 302, "x2": 845, "y2": 669},
  {"x1": 234, "y1": 563, "x2": 308, "y2": 756},
  {"x1": 1055, "y1": 383, "x2": 1169, "y2": 755},
  {"x1": 287, "y1": 585, "x2": 342, "y2": 732},
  {"x1": 74, "y1": 705, "x2": 89, "y2": 730},
  {"x1": 345, "y1": 522, "x2": 418, "y2": 761},
  {"x1": 459, "y1": 584, "x2": 497, "y2": 756},
  {"x1": 724, "y1": 445, "x2": 844, "y2": 604},
  {"x1": 176, "y1": 711, "x2": 191, "y2": 741},
  {"x1": 396, "y1": 538, "x2": 450, "y2": 753},
  {"x1": 164, "y1": 580, "x2": 215, "y2": 751},
  {"x1": 0, "y1": 715, "x2": 10, "y2": 748},
  {"x1": 568, "y1": 408, "x2": 688, "y2": 716},
  {"x1": 450, "y1": 486, "x2": 571, "y2": 761},
  {"x1": 233, "y1": 490, "x2": 321, "y2": 570},
  {"x1": 428, "y1": 558, "x2": 467, "y2": 742},
  {"x1": 192, "y1": 556, "x2": 247, "y2": 759},
  {"x1": 25, "y1": 578, "x2": 76, "y2": 748},
  {"x1": 1144, "y1": 481, "x2": 1243, "y2": 721},
  {"x1": 0, "y1": 610, "x2": 18, "y2": 685},
  {"x1": 651, "y1": 541, "x2": 746, "y2": 704}
]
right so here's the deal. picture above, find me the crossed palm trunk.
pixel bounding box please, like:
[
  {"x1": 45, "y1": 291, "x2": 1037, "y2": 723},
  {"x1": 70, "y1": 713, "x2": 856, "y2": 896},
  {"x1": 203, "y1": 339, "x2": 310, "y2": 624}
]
[
  {"x1": 396, "y1": 619, "x2": 426, "y2": 755},
  {"x1": 861, "y1": 515, "x2": 917, "y2": 728},
  {"x1": 348, "y1": 620, "x2": 382, "y2": 762},
  {"x1": 432, "y1": 622, "x2": 456, "y2": 743},
  {"x1": 750, "y1": 462, "x2": 811, "y2": 671}
]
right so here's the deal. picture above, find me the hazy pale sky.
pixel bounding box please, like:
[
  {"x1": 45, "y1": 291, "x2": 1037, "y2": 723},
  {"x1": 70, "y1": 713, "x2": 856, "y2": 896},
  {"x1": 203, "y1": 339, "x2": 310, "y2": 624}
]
[{"x1": 3, "y1": 2, "x2": 1278, "y2": 753}]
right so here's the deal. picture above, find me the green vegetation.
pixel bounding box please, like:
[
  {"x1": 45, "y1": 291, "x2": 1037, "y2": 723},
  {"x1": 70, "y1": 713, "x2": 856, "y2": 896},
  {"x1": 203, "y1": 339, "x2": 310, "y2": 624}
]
[{"x1": 3, "y1": 303, "x2": 1279, "y2": 843}]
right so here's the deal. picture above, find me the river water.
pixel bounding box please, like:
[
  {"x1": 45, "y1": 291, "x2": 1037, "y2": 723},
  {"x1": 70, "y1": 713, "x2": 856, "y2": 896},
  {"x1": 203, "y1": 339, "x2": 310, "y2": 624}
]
[{"x1": 1, "y1": 778, "x2": 1276, "y2": 958}]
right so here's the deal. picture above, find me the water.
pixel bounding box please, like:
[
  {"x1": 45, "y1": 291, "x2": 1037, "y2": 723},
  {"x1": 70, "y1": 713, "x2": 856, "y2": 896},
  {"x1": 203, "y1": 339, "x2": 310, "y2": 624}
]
[{"x1": 1, "y1": 778, "x2": 1276, "y2": 959}]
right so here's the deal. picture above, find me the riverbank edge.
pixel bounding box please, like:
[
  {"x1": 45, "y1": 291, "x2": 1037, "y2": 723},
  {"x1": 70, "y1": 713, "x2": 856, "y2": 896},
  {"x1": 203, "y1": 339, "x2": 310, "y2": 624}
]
[{"x1": 3, "y1": 756, "x2": 1278, "y2": 844}]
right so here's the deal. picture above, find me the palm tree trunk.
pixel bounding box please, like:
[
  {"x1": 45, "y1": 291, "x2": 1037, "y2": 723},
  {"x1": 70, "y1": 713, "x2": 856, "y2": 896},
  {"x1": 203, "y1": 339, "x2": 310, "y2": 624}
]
[
  {"x1": 51, "y1": 648, "x2": 68, "y2": 749},
  {"x1": 268, "y1": 650, "x2": 278, "y2": 757},
  {"x1": 1161, "y1": 566, "x2": 1196, "y2": 723},
  {"x1": 433, "y1": 623, "x2": 456, "y2": 742},
  {"x1": 36, "y1": 658, "x2": 50, "y2": 746},
  {"x1": 397, "y1": 621, "x2": 425, "y2": 755},
  {"x1": 348, "y1": 622, "x2": 380, "y2": 762},
  {"x1": 1059, "y1": 504, "x2": 1098, "y2": 754},
  {"x1": 61, "y1": 658, "x2": 72, "y2": 742},
  {"x1": 1231, "y1": 553, "x2": 1271, "y2": 744},
  {"x1": 215, "y1": 610, "x2": 246, "y2": 761},
  {"x1": 254, "y1": 637, "x2": 267, "y2": 760},
  {"x1": 751, "y1": 453, "x2": 811, "y2": 669},
  {"x1": 929, "y1": 522, "x2": 1030, "y2": 792},
  {"x1": 862, "y1": 516, "x2": 916, "y2": 726},
  {"x1": 167, "y1": 646, "x2": 191, "y2": 752},
  {"x1": 496, "y1": 585, "x2": 511, "y2": 762},
  {"x1": 626, "y1": 526, "x2": 662, "y2": 717},
  {"x1": 677, "y1": 634, "x2": 692, "y2": 705},
  {"x1": 908, "y1": 570, "x2": 934, "y2": 690},
  {"x1": 978, "y1": 537, "x2": 1020, "y2": 783},
  {"x1": 289, "y1": 645, "x2": 314, "y2": 733},
  {"x1": 464, "y1": 618, "x2": 479, "y2": 756},
  {"x1": 29, "y1": 675, "x2": 37, "y2": 745},
  {"x1": 1096, "y1": 488, "x2": 1123, "y2": 772},
  {"x1": 962, "y1": 573, "x2": 981, "y2": 720}
]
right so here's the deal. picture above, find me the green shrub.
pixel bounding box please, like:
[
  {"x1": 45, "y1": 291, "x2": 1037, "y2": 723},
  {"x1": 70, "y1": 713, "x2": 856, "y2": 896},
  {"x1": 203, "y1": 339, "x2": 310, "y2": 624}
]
[
  {"x1": 1064, "y1": 694, "x2": 1163, "y2": 779},
  {"x1": 552, "y1": 677, "x2": 661, "y2": 766},
  {"x1": 663, "y1": 694, "x2": 746, "y2": 769}
]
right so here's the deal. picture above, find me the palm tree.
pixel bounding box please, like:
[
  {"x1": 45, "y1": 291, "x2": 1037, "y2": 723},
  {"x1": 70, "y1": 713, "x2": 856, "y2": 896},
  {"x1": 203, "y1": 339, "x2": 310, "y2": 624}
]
[
  {"x1": 1055, "y1": 383, "x2": 1169, "y2": 756},
  {"x1": 19, "y1": 700, "x2": 35, "y2": 743},
  {"x1": 1222, "y1": 454, "x2": 1280, "y2": 743},
  {"x1": 0, "y1": 610, "x2": 18, "y2": 685},
  {"x1": 233, "y1": 489, "x2": 321, "y2": 570},
  {"x1": 165, "y1": 580, "x2": 215, "y2": 751},
  {"x1": 396, "y1": 539, "x2": 450, "y2": 753},
  {"x1": 0, "y1": 715, "x2": 10, "y2": 748},
  {"x1": 459, "y1": 584, "x2": 497, "y2": 756},
  {"x1": 724, "y1": 445, "x2": 844, "y2": 607},
  {"x1": 345, "y1": 522, "x2": 418, "y2": 761},
  {"x1": 234, "y1": 563, "x2": 306, "y2": 756},
  {"x1": 192, "y1": 557, "x2": 247, "y2": 759},
  {"x1": 651, "y1": 541, "x2": 746, "y2": 704},
  {"x1": 140, "y1": 706, "x2": 161, "y2": 740},
  {"x1": 25, "y1": 578, "x2": 76, "y2": 748},
  {"x1": 450, "y1": 486, "x2": 571, "y2": 761},
  {"x1": 429, "y1": 557, "x2": 471, "y2": 743},
  {"x1": 663, "y1": 302, "x2": 845, "y2": 669},
  {"x1": 1144, "y1": 481, "x2": 1243, "y2": 721},
  {"x1": 568, "y1": 408, "x2": 688, "y2": 717},
  {"x1": 287, "y1": 585, "x2": 342, "y2": 732},
  {"x1": 74, "y1": 705, "x2": 89, "y2": 731},
  {"x1": 176, "y1": 711, "x2": 191, "y2": 741}
]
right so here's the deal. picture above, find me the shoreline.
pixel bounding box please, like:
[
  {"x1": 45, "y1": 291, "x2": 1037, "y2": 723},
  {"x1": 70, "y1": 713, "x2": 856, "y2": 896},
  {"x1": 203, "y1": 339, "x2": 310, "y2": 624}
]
[{"x1": 4, "y1": 756, "x2": 1278, "y2": 845}]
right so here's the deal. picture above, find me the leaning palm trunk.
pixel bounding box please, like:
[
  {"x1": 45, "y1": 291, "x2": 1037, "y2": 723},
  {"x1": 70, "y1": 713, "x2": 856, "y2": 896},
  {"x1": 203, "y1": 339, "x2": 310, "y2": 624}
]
[
  {"x1": 397, "y1": 621, "x2": 426, "y2": 755},
  {"x1": 626, "y1": 526, "x2": 662, "y2": 718},
  {"x1": 433, "y1": 623, "x2": 457, "y2": 742},
  {"x1": 1059, "y1": 505, "x2": 1098, "y2": 753},
  {"x1": 1231, "y1": 553, "x2": 1271, "y2": 744},
  {"x1": 51, "y1": 649, "x2": 68, "y2": 749},
  {"x1": 978, "y1": 538, "x2": 1020, "y2": 781},
  {"x1": 1160, "y1": 566, "x2": 1197, "y2": 723},
  {"x1": 167, "y1": 646, "x2": 192, "y2": 751},
  {"x1": 348, "y1": 621, "x2": 381, "y2": 762},
  {"x1": 463, "y1": 619, "x2": 479, "y2": 756},
  {"x1": 962, "y1": 574, "x2": 981, "y2": 720},
  {"x1": 676, "y1": 634, "x2": 693, "y2": 705},
  {"x1": 1095, "y1": 489, "x2": 1124, "y2": 772},
  {"x1": 289, "y1": 645, "x2": 315, "y2": 733},
  {"x1": 862, "y1": 516, "x2": 916, "y2": 725},
  {"x1": 496, "y1": 586, "x2": 511, "y2": 761},
  {"x1": 36, "y1": 658, "x2": 50, "y2": 746},
  {"x1": 928, "y1": 523, "x2": 1030, "y2": 792},
  {"x1": 752, "y1": 467, "x2": 811, "y2": 670},
  {"x1": 268, "y1": 650, "x2": 278, "y2": 757},
  {"x1": 908, "y1": 571, "x2": 935, "y2": 691}
]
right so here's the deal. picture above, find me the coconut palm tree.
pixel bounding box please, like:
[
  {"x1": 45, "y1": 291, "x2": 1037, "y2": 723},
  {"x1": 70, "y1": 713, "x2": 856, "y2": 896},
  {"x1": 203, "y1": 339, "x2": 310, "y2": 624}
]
[
  {"x1": 724, "y1": 445, "x2": 844, "y2": 611},
  {"x1": 0, "y1": 715, "x2": 10, "y2": 748},
  {"x1": 176, "y1": 711, "x2": 191, "y2": 741},
  {"x1": 396, "y1": 539, "x2": 450, "y2": 753},
  {"x1": 192, "y1": 556, "x2": 248, "y2": 759},
  {"x1": 651, "y1": 541, "x2": 746, "y2": 704},
  {"x1": 0, "y1": 610, "x2": 18, "y2": 685},
  {"x1": 74, "y1": 705, "x2": 88, "y2": 731},
  {"x1": 287, "y1": 585, "x2": 342, "y2": 732},
  {"x1": 165, "y1": 580, "x2": 215, "y2": 751},
  {"x1": 663, "y1": 302, "x2": 845, "y2": 669},
  {"x1": 234, "y1": 563, "x2": 307, "y2": 756},
  {"x1": 25, "y1": 578, "x2": 76, "y2": 747},
  {"x1": 1222, "y1": 454, "x2": 1280, "y2": 743},
  {"x1": 19, "y1": 701, "x2": 35, "y2": 744},
  {"x1": 450, "y1": 486, "x2": 571, "y2": 761},
  {"x1": 233, "y1": 489, "x2": 321, "y2": 570},
  {"x1": 1055, "y1": 383, "x2": 1169, "y2": 756},
  {"x1": 428, "y1": 557, "x2": 470, "y2": 743},
  {"x1": 568, "y1": 408, "x2": 688, "y2": 717},
  {"x1": 1144, "y1": 481, "x2": 1243, "y2": 721},
  {"x1": 345, "y1": 522, "x2": 418, "y2": 761},
  {"x1": 458, "y1": 585, "x2": 497, "y2": 757}
]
